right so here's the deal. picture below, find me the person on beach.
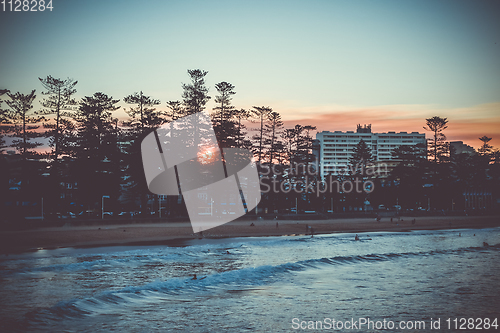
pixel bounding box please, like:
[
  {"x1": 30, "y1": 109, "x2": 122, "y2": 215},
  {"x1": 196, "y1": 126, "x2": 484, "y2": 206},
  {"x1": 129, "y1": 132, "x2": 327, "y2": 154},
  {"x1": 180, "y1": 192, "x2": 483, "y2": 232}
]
[
  {"x1": 355, "y1": 234, "x2": 360, "y2": 241},
  {"x1": 276, "y1": 222, "x2": 279, "y2": 229}
]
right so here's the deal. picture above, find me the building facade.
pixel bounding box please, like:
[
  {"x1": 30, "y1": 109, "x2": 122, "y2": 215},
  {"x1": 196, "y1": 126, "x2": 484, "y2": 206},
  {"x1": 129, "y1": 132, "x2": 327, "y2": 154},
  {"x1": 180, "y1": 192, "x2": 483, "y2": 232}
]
[
  {"x1": 315, "y1": 125, "x2": 426, "y2": 177},
  {"x1": 450, "y1": 141, "x2": 476, "y2": 155}
]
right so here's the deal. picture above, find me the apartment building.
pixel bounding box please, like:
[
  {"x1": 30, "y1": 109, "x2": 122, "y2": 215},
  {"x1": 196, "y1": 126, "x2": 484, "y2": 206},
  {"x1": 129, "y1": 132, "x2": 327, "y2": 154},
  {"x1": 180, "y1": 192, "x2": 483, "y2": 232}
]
[{"x1": 315, "y1": 124, "x2": 426, "y2": 177}]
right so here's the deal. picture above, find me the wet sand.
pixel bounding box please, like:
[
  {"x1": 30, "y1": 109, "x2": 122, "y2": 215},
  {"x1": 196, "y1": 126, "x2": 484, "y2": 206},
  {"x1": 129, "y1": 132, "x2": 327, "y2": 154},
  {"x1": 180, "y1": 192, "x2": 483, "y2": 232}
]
[{"x1": 1, "y1": 216, "x2": 498, "y2": 253}]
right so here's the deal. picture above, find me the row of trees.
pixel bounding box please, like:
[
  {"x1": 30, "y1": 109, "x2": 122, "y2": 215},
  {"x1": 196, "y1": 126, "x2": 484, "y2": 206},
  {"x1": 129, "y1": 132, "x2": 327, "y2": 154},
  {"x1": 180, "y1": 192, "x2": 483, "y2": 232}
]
[
  {"x1": 257, "y1": 119, "x2": 499, "y2": 215},
  {"x1": 1, "y1": 71, "x2": 319, "y2": 164},
  {"x1": 1, "y1": 71, "x2": 498, "y2": 221},
  {"x1": 0, "y1": 70, "x2": 319, "y2": 220},
  {"x1": 343, "y1": 116, "x2": 499, "y2": 213}
]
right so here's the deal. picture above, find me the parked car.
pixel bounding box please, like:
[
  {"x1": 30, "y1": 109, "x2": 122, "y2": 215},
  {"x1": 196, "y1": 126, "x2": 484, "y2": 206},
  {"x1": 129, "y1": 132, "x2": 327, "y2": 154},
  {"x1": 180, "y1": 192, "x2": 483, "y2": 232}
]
[{"x1": 118, "y1": 211, "x2": 132, "y2": 217}]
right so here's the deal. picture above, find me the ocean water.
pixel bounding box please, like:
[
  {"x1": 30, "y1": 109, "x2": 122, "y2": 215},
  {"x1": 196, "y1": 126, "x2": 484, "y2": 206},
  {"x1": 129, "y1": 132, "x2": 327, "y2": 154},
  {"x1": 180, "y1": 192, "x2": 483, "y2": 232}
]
[{"x1": 1, "y1": 227, "x2": 499, "y2": 332}]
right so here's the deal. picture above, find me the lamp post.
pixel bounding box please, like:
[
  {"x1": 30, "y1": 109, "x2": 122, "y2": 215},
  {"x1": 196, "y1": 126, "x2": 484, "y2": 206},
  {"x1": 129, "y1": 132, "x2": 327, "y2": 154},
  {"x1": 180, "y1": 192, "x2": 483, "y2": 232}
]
[
  {"x1": 159, "y1": 195, "x2": 162, "y2": 219},
  {"x1": 102, "y1": 195, "x2": 110, "y2": 219}
]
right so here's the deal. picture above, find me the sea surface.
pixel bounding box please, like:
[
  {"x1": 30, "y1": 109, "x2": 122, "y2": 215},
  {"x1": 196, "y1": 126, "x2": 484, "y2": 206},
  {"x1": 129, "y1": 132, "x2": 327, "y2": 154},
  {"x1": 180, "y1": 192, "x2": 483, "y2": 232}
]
[{"x1": 1, "y1": 227, "x2": 499, "y2": 332}]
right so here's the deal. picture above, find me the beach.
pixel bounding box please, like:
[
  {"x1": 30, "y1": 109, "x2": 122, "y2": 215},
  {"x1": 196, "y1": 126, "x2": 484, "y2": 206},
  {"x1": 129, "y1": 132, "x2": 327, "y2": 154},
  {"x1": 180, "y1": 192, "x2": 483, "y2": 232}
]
[{"x1": 1, "y1": 215, "x2": 498, "y2": 253}]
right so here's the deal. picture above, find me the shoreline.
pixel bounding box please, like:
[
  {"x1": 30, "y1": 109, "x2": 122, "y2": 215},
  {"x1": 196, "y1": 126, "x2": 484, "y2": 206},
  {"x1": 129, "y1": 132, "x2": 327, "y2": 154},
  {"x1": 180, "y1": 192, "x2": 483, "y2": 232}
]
[{"x1": 1, "y1": 216, "x2": 499, "y2": 254}]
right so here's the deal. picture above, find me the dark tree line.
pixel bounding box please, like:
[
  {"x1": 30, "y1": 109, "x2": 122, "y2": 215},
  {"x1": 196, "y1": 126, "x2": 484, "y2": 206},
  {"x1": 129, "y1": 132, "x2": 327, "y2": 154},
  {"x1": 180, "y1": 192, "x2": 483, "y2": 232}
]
[
  {"x1": 0, "y1": 70, "x2": 320, "y2": 221},
  {"x1": 377, "y1": 117, "x2": 499, "y2": 213},
  {"x1": 1, "y1": 74, "x2": 498, "y2": 223}
]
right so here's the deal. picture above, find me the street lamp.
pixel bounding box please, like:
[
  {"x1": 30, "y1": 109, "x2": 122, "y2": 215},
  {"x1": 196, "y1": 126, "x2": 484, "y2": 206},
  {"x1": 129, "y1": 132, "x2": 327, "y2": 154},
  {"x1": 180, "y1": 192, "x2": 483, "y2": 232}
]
[
  {"x1": 102, "y1": 195, "x2": 110, "y2": 219},
  {"x1": 210, "y1": 197, "x2": 214, "y2": 216},
  {"x1": 159, "y1": 195, "x2": 162, "y2": 219}
]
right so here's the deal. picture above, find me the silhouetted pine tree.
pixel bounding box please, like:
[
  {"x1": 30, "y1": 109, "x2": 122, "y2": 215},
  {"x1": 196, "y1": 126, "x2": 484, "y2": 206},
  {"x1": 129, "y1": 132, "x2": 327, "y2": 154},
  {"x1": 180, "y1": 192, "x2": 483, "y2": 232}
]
[
  {"x1": 348, "y1": 139, "x2": 373, "y2": 175},
  {"x1": 37, "y1": 76, "x2": 78, "y2": 216},
  {"x1": 388, "y1": 143, "x2": 428, "y2": 209},
  {"x1": 123, "y1": 91, "x2": 162, "y2": 134},
  {"x1": 71, "y1": 92, "x2": 122, "y2": 214},
  {"x1": 3, "y1": 90, "x2": 48, "y2": 219},
  {"x1": 250, "y1": 106, "x2": 272, "y2": 163},
  {"x1": 5, "y1": 90, "x2": 45, "y2": 158},
  {"x1": 122, "y1": 91, "x2": 164, "y2": 214},
  {"x1": 234, "y1": 108, "x2": 252, "y2": 149},
  {"x1": 38, "y1": 76, "x2": 78, "y2": 161},
  {"x1": 345, "y1": 139, "x2": 373, "y2": 209},
  {"x1": 0, "y1": 89, "x2": 11, "y2": 152},
  {"x1": 182, "y1": 69, "x2": 210, "y2": 116},
  {"x1": 424, "y1": 116, "x2": 449, "y2": 163},
  {"x1": 212, "y1": 81, "x2": 237, "y2": 148},
  {"x1": 165, "y1": 100, "x2": 184, "y2": 122},
  {"x1": 181, "y1": 70, "x2": 211, "y2": 150},
  {"x1": 264, "y1": 111, "x2": 284, "y2": 164},
  {"x1": 478, "y1": 136, "x2": 493, "y2": 157}
]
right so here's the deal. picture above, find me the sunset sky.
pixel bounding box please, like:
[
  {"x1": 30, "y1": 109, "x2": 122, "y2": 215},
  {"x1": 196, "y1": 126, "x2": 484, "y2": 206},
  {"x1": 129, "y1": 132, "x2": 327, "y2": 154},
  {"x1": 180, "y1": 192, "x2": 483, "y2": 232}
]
[{"x1": 1, "y1": 0, "x2": 499, "y2": 149}]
